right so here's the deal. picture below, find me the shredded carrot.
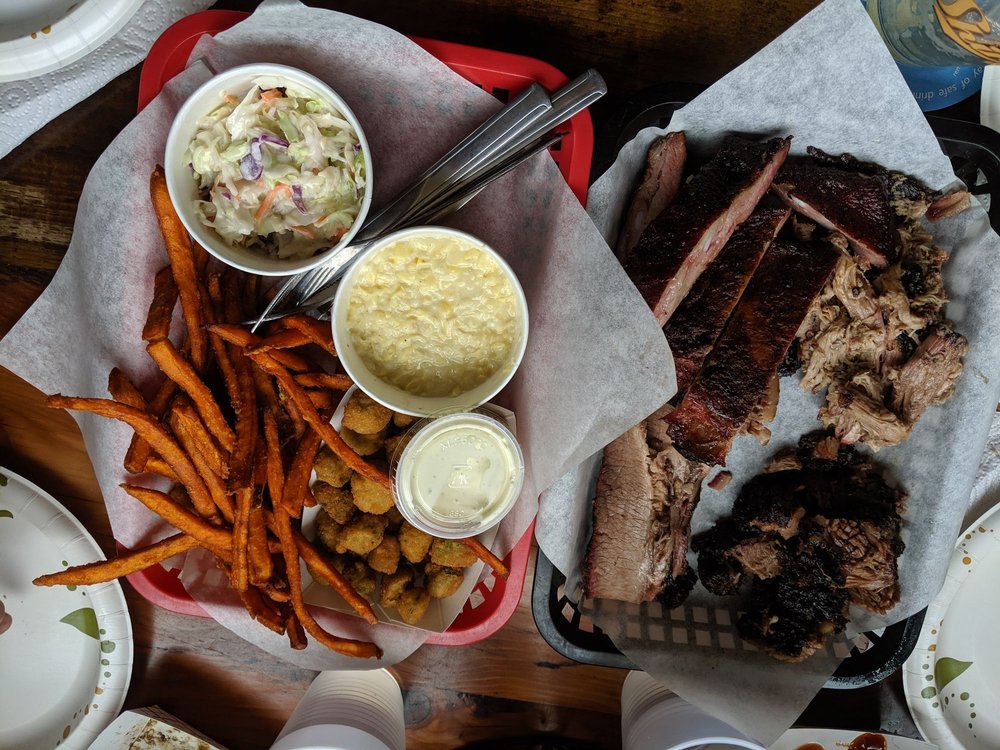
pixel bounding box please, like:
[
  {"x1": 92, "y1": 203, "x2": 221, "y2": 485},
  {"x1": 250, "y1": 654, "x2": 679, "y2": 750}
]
[
  {"x1": 255, "y1": 185, "x2": 291, "y2": 223},
  {"x1": 260, "y1": 89, "x2": 281, "y2": 104},
  {"x1": 224, "y1": 94, "x2": 238, "y2": 104},
  {"x1": 289, "y1": 225, "x2": 316, "y2": 239}
]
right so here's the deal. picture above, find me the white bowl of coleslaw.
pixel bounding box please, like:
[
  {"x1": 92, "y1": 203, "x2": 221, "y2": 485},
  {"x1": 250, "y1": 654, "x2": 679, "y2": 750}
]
[{"x1": 164, "y1": 63, "x2": 373, "y2": 276}]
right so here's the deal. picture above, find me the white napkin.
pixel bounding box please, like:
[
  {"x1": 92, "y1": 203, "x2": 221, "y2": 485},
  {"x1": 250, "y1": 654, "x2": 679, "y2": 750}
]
[{"x1": 0, "y1": 0, "x2": 212, "y2": 161}]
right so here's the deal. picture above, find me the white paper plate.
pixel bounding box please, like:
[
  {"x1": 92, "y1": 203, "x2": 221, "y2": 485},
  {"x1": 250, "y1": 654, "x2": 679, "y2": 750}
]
[
  {"x1": 904, "y1": 499, "x2": 1000, "y2": 750},
  {"x1": 770, "y1": 728, "x2": 935, "y2": 749},
  {"x1": 0, "y1": 0, "x2": 144, "y2": 83},
  {"x1": 0, "y1": 466, "x2": 133, "y2": 750}
]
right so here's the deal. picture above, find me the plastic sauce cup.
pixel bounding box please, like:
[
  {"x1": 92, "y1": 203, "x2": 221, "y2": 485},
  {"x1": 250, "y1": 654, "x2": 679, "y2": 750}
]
[{"x1": 390, "y1": 410, "x2": 524, "y2": 539}]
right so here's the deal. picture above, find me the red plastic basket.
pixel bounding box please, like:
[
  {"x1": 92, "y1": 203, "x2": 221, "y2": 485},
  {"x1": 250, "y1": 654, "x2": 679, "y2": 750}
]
[{"x1": 127, "y1": 10, "x2": 593, "y2": 646}]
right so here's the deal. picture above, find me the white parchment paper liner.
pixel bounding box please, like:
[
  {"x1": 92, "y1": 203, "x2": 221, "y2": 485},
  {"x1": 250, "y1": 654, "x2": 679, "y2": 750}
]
[
  {"x1": 0, "y1": 0, "x2": 674, "y2": 668},
  {"x1": 535, "y1": 0, "x2": 1000, "y2": 743}
]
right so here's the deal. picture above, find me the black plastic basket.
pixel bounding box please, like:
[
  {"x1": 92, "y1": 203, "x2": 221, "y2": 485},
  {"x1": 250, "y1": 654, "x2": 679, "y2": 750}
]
[{"x1": 532, "y1": 83, "x2": 1000, "y2": 689}]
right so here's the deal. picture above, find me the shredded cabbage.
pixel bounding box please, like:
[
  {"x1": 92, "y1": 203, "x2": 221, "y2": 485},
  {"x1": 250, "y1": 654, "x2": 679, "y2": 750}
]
[{"x1": 184, "y1": 76, "x2": 365, "y2": 260}]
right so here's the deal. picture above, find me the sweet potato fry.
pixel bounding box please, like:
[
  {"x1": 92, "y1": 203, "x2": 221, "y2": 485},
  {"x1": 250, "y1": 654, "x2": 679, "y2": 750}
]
[
  {"x1": 272, "y1": 505, "x2": 381, "y2": 658},
  {"x1": 169, "y1": 407, "x2": 234, "y2": 523},
  {"x1": 150, "y1": 166, "x2": 207, "y2": 370},
  {"x1": 286, "y1": 611, "x2": 307, "y2": 650},
  {"x1": 248, "y1": 352, "x2": 391, "y2": 489},
  {"x1": 171, "y1": 400, "x2": 230, "y2": 479},
  {"x1": 143, "y1": 456, "x2": 179, "y2": 482},
  {"x1": 304, "y1": 389, "x2": 335, "y2": 410},
  {"x1": 458, "y1": 536, "x2": 510, "y2": 579},
  {"x1": 263, "y1": 409, "x2": 285, "y2": 507},
  {"x1": 107, "y1": 368, "x2": 146, "y2": 411},
  {"x1": 280, "y1": 388, "x2": 307, "y2": 439},
  {"x1": 205, "y1": 324, "x2": 313, "y2": 373},
  {"x1": 48, "y1": 396, "x2": 217, "y2": 520},
  {"x1": 248, "y1": 504, "x2": 274, "y2": 586},
  {"x1": 292, "y1": 528, "x2": 378, "y2": 625},
  {"x1": 282, "y1": 314, "x2": 338, "y2": 357},
  {"x1": 250, "y1": 329, "x2": 312, "y2": 353},
  {"x1": 294, "y1": 372, "x2": 354, "y2": 391},
  {"x1": 34, "y1": 533, "x2": 198, "y2": 586},
  {"x1": 239, "y1": 585, "x2": 286, "y2": 635},
  {"x1": 119, "y1": 484, "x2": 232, "y2": 559},
  {"x1": 285, "y1": 429, "x2": 322, "y2": 518},
  {"x1": 142, "y1": 266, "x2": 178, "y2": 343},
  {"x1": 232, "y1": 487, "x2": 253, "y2": 593},
  {"x1": 123, "y1": 376, "x2": 178, "y2": 474},
  {"x1": 147, "y1": 338, "x2": 236, "y2": 451},
  {"x1": 229, "y1": 355, "x2": 258, "y2": 490}
]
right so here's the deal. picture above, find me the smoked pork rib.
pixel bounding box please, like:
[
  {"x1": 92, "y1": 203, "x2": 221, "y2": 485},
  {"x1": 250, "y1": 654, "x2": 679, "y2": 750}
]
[
  {"x1": 625, "y1": 135, "x2": 791, "y2": 325},
  {"x1": 666, "y1": 238, "x2": 841, "y2": 466},
  {"x1": 616, "y1": 132, "x2": 688, "y2": 261},
  {"x1": 771, "y1": 165, "x2": 896, "y2": 268},
  {"x1": 665, "y1": 199, "x2": 791, "y2": 395}
]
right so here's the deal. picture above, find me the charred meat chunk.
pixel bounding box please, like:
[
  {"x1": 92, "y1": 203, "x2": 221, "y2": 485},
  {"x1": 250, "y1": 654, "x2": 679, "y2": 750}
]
[{"x1": 696, "y1": 433, "x2": 905, "y2": 661}]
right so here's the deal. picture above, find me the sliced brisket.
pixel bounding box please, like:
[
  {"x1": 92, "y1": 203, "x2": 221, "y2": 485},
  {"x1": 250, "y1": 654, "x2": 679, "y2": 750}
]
[
  {"x1": 617, "y1": 132, "x2": 688, "y2": 261},
  {"x1": 583, "y1": 406, "x2": 707, "y2": 606},
  {"x1": 625, "y1": 135, "x2": 791, "y2": 325},
  {"x1": 665, "y1": 238, "x2": 841, "y2": 466},
  {"x1": 665, "y1": 200, "x2": 791, "y2": 394}
]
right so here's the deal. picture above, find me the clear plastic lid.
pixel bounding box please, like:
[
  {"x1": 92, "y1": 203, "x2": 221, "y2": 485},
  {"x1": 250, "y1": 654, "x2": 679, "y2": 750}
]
[{"x1": 389, "y1": 409, "x2": 524, "y2": 539}]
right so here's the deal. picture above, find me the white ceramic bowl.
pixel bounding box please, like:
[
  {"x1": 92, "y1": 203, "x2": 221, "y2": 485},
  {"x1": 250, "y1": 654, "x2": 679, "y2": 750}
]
[
  {"x1": 163, "y1": 63, "x2": 373, "y2": 276},
  {"x1": 332, "y1": 226, "x2": 529, "y2": 416}
]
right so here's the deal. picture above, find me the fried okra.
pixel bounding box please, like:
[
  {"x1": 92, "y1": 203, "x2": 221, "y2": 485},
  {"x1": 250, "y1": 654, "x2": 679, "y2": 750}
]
[
  {"x1": 351, "y1": 472, "x2": 395, "y2": 514},
  {"x1": 343, "y1": 391, "x2": 393, "y2": 434},
  {"x1": 399, "y1": 522, "x2": 433, "y2": 564},
  {"x1": 314, "y1": 446, "x2": 352, "y2": 488},
  {"x1": 385, "y1": 505, "x2": 405, "y2": 531},
  {"x1": 427, "y1": 566, "x2": 464, "y2": 599},
  {"x1": 314, "y1": 509, "x2": 342, "y2": 553},
  {"x1": 392, "y1": 411, "x2": 418, "y2": 429},
  {"x1": 379, "y1": 568, "x2": 414, "y2": 608},
  {"x1": 430, "y1": 538, "x2": 478, "y2": 568},
  {"x1": 367, "y1": 535, "x2": 401, "y2": 575},
  {"x1": 383, "y1": 432, "x2": 412, "y2": 461},
  {"x1": 341, "y1": 557, "x2": 377, "y2": 599},
  {"x1": 313, "y1": 481, "x2": 356, "y2": 524},
  {"x1": 338, "y1": 513, "x2": 388, "y2": 555},
  {"x1": 397, "y1": 587, "x2": 432, "y2": 625},
  {"x1": 341, "y1": 427, "x2": 386, "y2": 456}
]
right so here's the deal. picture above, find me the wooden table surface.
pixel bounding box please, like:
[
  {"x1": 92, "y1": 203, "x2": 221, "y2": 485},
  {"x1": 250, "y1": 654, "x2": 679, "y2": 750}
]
[{"x1": 0, "y1": 0, "x2": 932, "y2": 747}]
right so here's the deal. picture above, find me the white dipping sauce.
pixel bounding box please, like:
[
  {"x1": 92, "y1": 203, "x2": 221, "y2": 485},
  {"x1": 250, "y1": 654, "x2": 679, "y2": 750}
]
[
  {"x1": 394, "y1": 413, "x2": 523, "y2": 537},
  {"x1": 345, "y1": 231, "x2": 521, "y2": 398}
]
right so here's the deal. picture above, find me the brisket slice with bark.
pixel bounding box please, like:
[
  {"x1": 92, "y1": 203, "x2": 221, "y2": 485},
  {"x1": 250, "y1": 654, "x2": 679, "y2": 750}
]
[
  {"x1": 665, "y1": 238, "x2": 841, "y2": 466},
  {"x1": 625, "y1": 135, "x2": 791, "y2": 325},
  {"x1": 617, "y1": 132, "x2": 688, "y2": 262},
  {"x1": 771, "y1": 164, "x2": 896, "y2": 268},
  {"x1": 583, "y1": 406, "x2": 708, "y2": 606},
  {"x1": 665, "y1": 199, "x2": 791, "y2": 395}
]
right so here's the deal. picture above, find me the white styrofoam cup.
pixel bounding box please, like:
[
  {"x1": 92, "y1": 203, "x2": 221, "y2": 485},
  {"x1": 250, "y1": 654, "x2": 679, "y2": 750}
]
[
  {"x1": 270, "y1": 669, "x2": 405, "y2": 750},
  {"x1": 621, "y1": 672, "x2": 765, "y2": 750}
]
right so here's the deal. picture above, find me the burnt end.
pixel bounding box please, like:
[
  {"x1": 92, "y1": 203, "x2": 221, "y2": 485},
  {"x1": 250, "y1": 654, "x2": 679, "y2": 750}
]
[
  {"x1": 896, "y1": 332, "x2": 918, "y2": 360},
  {"x1": 698, "y1": 432, "x2": 905, "y2": 661},
  {"x1": 737, "y1": 560, "x2": 850, "y2": 662},
  {"x1": 778, "y1": 339, "x2": 802, "y2": 377},
  {"x1": 660, "y1": 564, "x2": 699, "y2": 609},
  {"x1": 900, "y1": 262, "x2": 927, "y2": 298}
]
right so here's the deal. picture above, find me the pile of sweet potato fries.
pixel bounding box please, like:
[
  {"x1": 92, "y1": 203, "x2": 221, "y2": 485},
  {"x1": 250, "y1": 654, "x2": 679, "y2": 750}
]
[{"x1": 34, "y1": 165, "x2": 507, "y2": 658}]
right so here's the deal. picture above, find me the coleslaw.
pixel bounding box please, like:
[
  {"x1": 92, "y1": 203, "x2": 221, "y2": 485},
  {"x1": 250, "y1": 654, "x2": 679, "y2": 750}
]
[{"x1": 184, "y1": 75, "x2": 366, "y2": 259}]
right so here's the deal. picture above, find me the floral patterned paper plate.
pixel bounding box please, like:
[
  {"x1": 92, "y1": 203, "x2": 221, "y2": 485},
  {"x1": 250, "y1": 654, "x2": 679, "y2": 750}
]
[
  {"x1": 904, "y1": 498, "x2": 1000, "y2": 750},
  {"x1": 0, "y1": 466, "x2": 132, "y2": 750}
]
